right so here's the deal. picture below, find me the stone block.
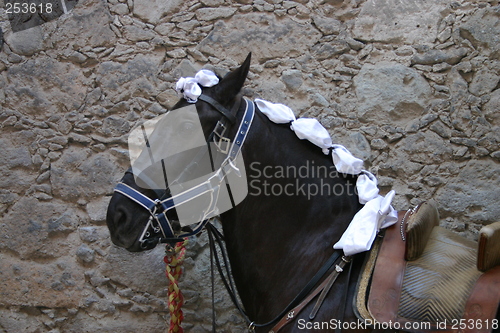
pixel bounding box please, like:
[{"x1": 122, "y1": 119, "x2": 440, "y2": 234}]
[
  {"x1": 101, "y1": 245, "x2": 168, "y2": 294},
  {"x1": 0, "y1": 253, "x2": 85, "y2": 308},
  {"x1": 312, "y1": 15, "x2": 342, "y2": 35},
  {"x1": 123, "y1": 25, "x2": 156, "y2": 42},
  {"x1": 51, "y1": 0, "x2": 115, "y2": 49},
  {"x1": 4, "y1": 25, "x2": 44, "y2": 56},
  {"x1": 394, "y1": 131, "x2": 452, "y2": 165},
  {"x1": 0, "y1": 197, "x2": 85, "y2": 259},
  {"x1": 469, "y1": 66, "x2": 500, "y2": 96},
  {"x1": 133, "y1": 0, "x2": 182, "y2": 24},
  {"x1": 411, "y1": 48, "x2": 468, "y2": 66},
  {"x1": 281, "y1": 69, "x2": 303, "y2": 91},
  {"x1": 460, "y1": 6, "x2": 500, "y2": 59},
  {"x1": 4, "y1": 57, "x2": 88, "y2": 116},
  {"x1": 50, "y1": 148, "x2": 120, "y2": 201},
  {"x1": 196, "y1": 13, "x2": 321, "y2": 63},
  {"x1": 353, "y1": 62, "x2": 432, "y2": 125},
  {"x1": 96, "y1": 54, "x2": 164, "y2": 103},
  {"x1": 195, "y1": 7, "x2": 237, "y2": 21},
  {"x1": 352, "y1": 0, "x2": 448, "y2": 44},
  {"x1": 435, "y1": 160, "x2": 500, "y2": 224},
  {"x1": 483, "y1": 88, "x2": 500, "y2": 126},
  {"x1": 86, "y1": 197, "x2": 111, "y2": 224}
]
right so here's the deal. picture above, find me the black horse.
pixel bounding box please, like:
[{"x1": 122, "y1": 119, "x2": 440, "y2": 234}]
[{"x1": 106, "y1": 54, "x2": 372, "y2": 332}]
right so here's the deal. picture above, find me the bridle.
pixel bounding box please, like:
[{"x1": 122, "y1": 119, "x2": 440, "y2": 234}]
[
  {"x1": 113, "y1": 94, "x2": 255, "y2": 248},
  {"x1": 113, "y1": 92, "x2": 353, "y2": 332}
]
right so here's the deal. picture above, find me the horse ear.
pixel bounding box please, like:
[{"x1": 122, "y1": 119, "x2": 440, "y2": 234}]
[{"x1": 214, "y1": 53, "x2": 251, "y2": 104}]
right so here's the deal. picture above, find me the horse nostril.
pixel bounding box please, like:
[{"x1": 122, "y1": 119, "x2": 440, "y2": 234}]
[
  {"x1": 113, "y1": 209, "x2": 125, "y2": 227},
  {"x1": 107, "y1": 206, "x2": 134, "y2": 248}
]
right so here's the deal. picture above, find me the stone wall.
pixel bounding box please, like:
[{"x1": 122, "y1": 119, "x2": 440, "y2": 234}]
[{"x1": 0, "y1": 0, "x2": 499, "y2": 332}]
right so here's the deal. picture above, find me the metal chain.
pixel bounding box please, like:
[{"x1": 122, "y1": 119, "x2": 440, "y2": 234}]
[{"x1": 400, "y1": 205, "x2": 419, "y2": 241}]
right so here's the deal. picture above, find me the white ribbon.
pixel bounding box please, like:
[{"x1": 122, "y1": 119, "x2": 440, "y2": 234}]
[
  {"x1": 291, "y1": 118, "x2": 333, "y2": 149},
  {"x1": 331, "y1": 145, "x2": 364, "y2": 175},
  {"x1": 172, "y1": 74, "x2": 399, "y2": 254},
  {"x1": 333, "y1": 190, "x2": 398, "y2": 256},
  {"x1": 255, "y1": 98, "x2": 398, "y2": 256},
  {"x1": 255, "y1": 99, "x2": 296, "y2": 123},
  {"x1": 356, "y1": 171, "x2": 379, "y2": 204},
  {"x1": 175, "y1": 69, "x2": 220, "y2": 103}
]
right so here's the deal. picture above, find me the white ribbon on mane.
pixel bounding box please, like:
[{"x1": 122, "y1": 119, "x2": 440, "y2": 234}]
[
  {"x1": 174, "y1": 72, "x2": 398, "y2": 256},
  {"x1": 175, "y1": 69, "x2": 220, "y2": 103},
  {"x1": 255, "y1": 98, "x2": 398, "y2": 256}
]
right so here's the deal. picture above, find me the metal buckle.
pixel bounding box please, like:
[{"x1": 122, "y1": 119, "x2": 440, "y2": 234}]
[
  {"x1": 139, "y1": 216, "x2": 155, "y2": 248},
  {"x1": 213, "y1": 121, "x2": 231, "y2": 154}
]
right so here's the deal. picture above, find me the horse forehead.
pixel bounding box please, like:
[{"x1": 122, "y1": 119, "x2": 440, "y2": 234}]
[{"x1": 171, "y1": 100, "x2": 207, "y2": 117}]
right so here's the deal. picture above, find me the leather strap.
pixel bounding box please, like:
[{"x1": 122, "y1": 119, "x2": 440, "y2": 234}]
[
  {"x1": 367, "y1": 211, "x2": 407, "y2": 322},
  {"x1": 309, "y1": 256, "x2": 351, "y2": 320},
  {"x1": 199, "y1": 94, "x2": 237, "y2": 124},
  {"x1": 270, "y1": 262, "x2": 346, "y2": 333},
  {"x1": 208, "y1": 233, "x2": 343, "y2": 331}
]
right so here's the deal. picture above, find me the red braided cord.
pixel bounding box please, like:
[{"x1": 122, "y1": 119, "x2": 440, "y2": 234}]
[{"x1": 164, "y1": 239, "x2": 188, "y2": 333}]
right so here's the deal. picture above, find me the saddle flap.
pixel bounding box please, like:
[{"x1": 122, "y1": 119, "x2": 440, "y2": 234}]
[
  {"x1": 397, "y1": 227, "x2": 481, "y2": 324},
  {"x1": 355, "y1": 206, "x2": 500, "y2": 332}
]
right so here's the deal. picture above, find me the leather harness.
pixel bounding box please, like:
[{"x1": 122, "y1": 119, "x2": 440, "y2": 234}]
[{"x1": 114, "y1": 96, "x2": 255, "y2": 247}]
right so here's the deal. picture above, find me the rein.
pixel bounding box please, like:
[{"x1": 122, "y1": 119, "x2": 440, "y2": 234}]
[{"x1": 206, "y1": 223, "x2": 350, "y2": 332}]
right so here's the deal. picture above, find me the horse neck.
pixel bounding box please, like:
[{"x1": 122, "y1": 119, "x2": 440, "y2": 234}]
[{"x1": 219, "y1": 108, "x2": 362, "y2": 323}]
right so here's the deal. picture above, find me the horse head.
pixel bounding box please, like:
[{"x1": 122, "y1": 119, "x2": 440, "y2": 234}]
[{"x1": 106, "y1": 53, "x2": 252, "y2": 252}]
